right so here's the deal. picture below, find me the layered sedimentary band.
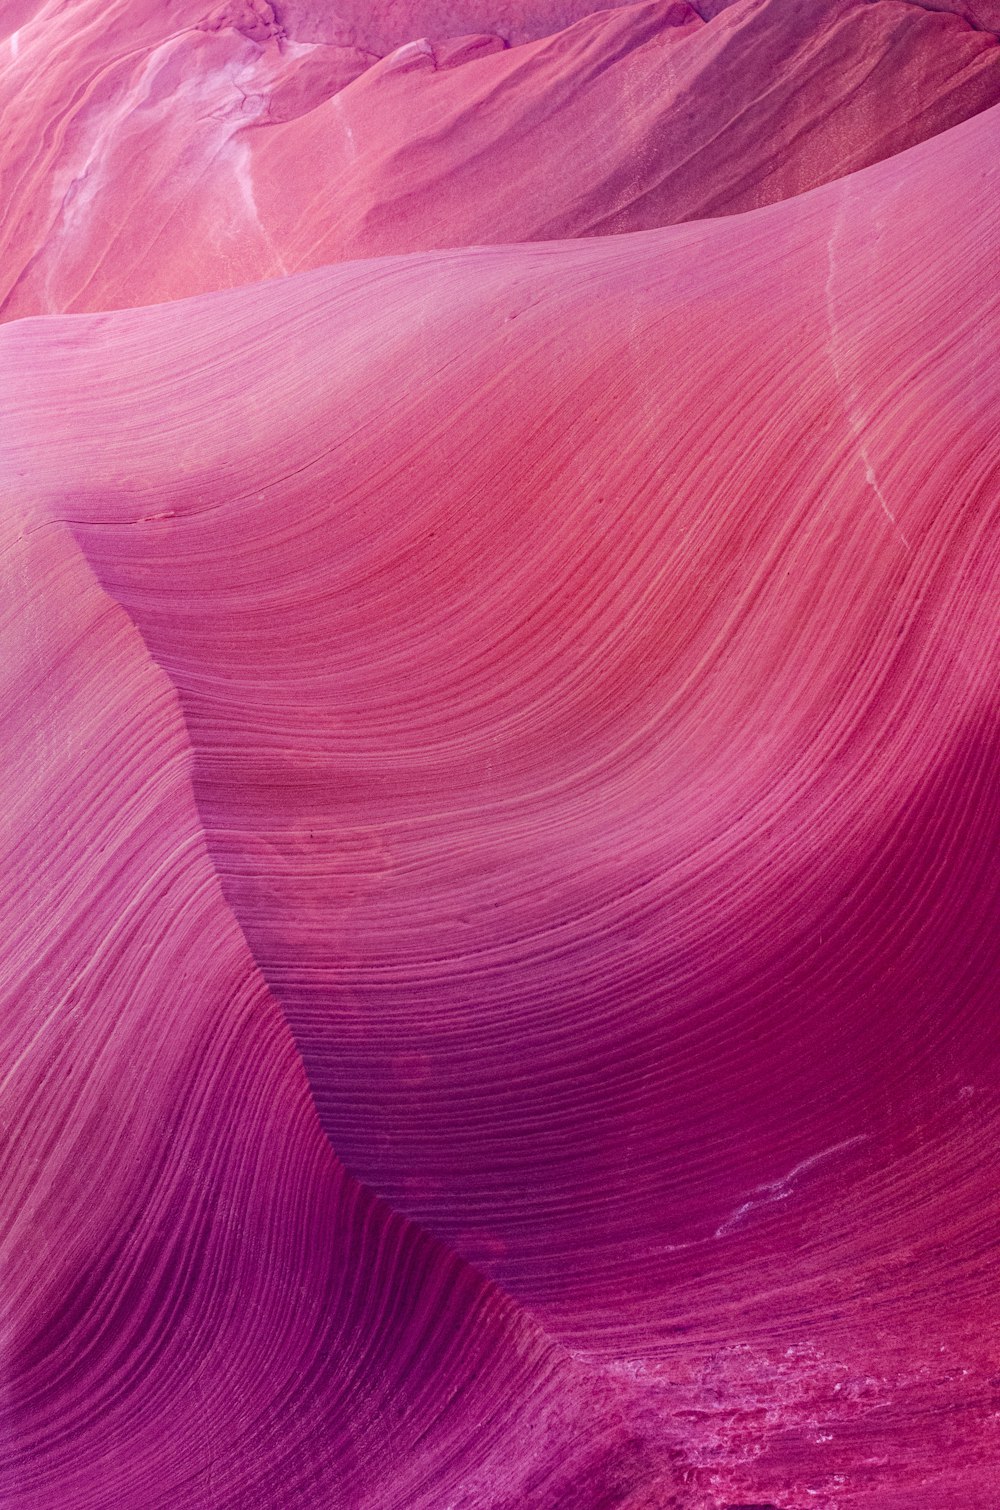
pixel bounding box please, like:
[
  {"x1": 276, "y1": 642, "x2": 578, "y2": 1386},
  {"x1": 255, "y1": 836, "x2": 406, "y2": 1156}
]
[
  {"x1": 3, "y1": 88, "x2": 998, "y2": 1501},
  {"x1": 0, "y1": 489, "x2": 696, "y2": 1507},
  {"x1": 2, "y1": 0, "x2": 999, "y2": 1502}
]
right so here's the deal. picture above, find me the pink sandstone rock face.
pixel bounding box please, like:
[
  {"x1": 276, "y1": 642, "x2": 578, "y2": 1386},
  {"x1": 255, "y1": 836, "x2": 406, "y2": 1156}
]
[
  {"x1": 1, "y1": 0, "x2": 998, "y2": 1506},
  {"x1": 0, "y1": 490, "x2": 677, "y2": 1509}
]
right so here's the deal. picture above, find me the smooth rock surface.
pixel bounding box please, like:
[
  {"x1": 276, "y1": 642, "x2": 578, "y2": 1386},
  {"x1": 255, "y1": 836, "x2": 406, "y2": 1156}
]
[{"x1": 2, "y1": 0, "x2": 999, "y2": 314}]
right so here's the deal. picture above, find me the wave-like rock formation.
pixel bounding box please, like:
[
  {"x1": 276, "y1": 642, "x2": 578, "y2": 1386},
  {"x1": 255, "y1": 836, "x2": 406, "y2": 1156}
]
[
  {"x1": 2, "y1": 0, "x2": 1000, "y2": 313},
  {"x1": 2, "y1": 0, "x2": 998, "y2": 1502},
  {"x1": 4, "y1": 84, "x2": 999, "y2": 1501},
  {"x1": 0, "y1": 483, "x2": 692, "y2": 1506}
]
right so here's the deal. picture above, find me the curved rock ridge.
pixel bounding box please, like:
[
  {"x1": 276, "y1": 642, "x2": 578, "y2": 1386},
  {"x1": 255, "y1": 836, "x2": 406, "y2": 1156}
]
[
  {"x1": 5, "y1": 101, "x2": 998, "y2": 1502},
  {"x1": 250, "y1": 0, "x2": 1000, "y2": 260},
  {"x1": 0, "y1": 495, "x2": 693, "y2": 1505},
  {"x1": 2, "y1": 0, "x2": 999, "y2": 316}
]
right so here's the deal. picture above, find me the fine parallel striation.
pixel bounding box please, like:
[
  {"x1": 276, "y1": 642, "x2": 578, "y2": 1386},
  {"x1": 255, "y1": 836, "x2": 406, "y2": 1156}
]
[
  {"x1": 0, "y1": 495, "x2": 686, "y2": 1506},
  {"x1": 3, "y1": 0, "x2": 999, "y2": 1500},
  {"x1": 4, "y1": 96, "x2": 998, "y2": 1502}
]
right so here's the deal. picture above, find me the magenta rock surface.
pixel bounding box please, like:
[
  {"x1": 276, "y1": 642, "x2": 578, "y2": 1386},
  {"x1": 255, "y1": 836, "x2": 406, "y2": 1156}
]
[
  {"x1": 0, "y1": 490, "x2": 694, "y2": 1508},
  {"x1": 1, "y1": 0, "x2": 998, "y2": 1506}
]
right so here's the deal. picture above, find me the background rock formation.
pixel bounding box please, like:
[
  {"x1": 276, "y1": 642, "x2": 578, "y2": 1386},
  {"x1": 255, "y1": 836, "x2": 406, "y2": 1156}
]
[{"x1": 2, "y1": 0, "x2": 1000, "y2": 313}]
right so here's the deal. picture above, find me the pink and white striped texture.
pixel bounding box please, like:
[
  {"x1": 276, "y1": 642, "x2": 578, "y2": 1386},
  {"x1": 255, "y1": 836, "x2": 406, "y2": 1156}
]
[{"x1": 1, "y1": 1, "x2": 998, "y2": 1505}]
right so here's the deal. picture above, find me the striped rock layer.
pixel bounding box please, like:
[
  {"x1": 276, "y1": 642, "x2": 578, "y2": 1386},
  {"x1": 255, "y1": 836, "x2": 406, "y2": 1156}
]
[{"x1": 1, "y1": 0, "x2": 998, "y2": 1506}]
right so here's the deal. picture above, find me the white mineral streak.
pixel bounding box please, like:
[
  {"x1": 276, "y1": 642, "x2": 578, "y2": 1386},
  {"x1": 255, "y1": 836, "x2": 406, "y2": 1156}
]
[
  {"x1": 714, "y1": 1135, "x2": 868, "y2": 1238},
  {"x1": 825, "y1": 179, "x2": 910, "y2": 551},
  {"x1": 39, "y1": 31, "x2": 300, "y2": 304}
]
